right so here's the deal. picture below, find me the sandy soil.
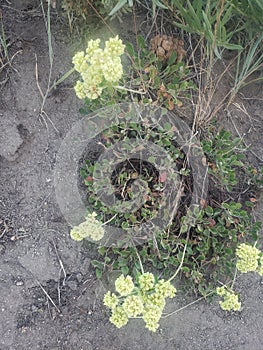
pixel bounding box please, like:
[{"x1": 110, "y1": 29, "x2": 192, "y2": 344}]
[{"x1": 0, "y1": 1, "x2": 262, "y2": 349}]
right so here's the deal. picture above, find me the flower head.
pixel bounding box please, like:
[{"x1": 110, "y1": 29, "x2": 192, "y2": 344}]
[
  {"x1": 70, "y1": 212, "x2": 104, "y2": 241},
  {"x1": 104, "y1": 272, "x2": 177, "y2": 332},
  {"x1": 216, "y1": 286, "x2": 241, "y2": 311},
  {"x1": 122, "y1": 295, "x2": 144, "y2": 317},
  {"x1": 102, "y1": 56, "x2": 123, "y2": 82},
  {"x1": 155, "y1": 279, "x2": 177, "y2": 298},
  {"x1": 236, "y1": 243, "x2": 261, "y2": 273},
  {"x1": 103, "y1": 291, "x2": 119, "y2": 309},
  {"x1": 72, "y1": 51, "x2": 86, "y2": 72},
  {"x1": 139, "y1": 272, "x2": 155, "y2": 291},
  {"x1": 109, "y1": 306, "x2": 128, "y2": 328},
  {"x1": 74, "y1": 80, "x2": 86, "y2": 99},
  {"x1": 216, "y1": 286, "x2": 226, "y2": 297},
  {"x1": 105, "y1": 35, "x2": 125, "y2": 57},
  {"x1": 143, "y1": 292, "x2": 166, "y2": 310},
  {"x1": 72, "y1": 36, "x2": 125, "y2": 100},
  {"x1": 115, "y1": 274, "x2": 134, "y2": 296},
  {"x1": 142, "y1": 305, "x2": 162, "y2": 332},
  {"x1": 85, "y1": 39, "x2": 101, "y2": 57}
]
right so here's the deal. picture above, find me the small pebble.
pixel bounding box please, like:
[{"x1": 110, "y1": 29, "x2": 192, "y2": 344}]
[{"x1": 16, "y1": 280, "x2": 24, "y2": 286}]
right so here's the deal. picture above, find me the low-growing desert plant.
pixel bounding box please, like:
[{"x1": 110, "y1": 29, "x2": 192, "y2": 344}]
[
  {"x1": 125, "y1": 35, "x2": 195, "y2": 109},
  {"x1": 67, "y1": 36, "x2": 262, "y2": 333},
  {"x1": 73, "y1": 112, "x2": 262, "y2": 326},
  {"x1": 202, "y1": 129, "x2": 244, "y2": 192},
  {"x1": 70, "y1": 35, "x2": 195, "y2": 112}
]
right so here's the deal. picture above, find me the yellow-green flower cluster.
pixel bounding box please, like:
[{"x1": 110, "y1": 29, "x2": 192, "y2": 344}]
[
  {"x1": 138, "y1": 272, "x2": 155, "y2": 291},
  {"x1": 236, "y1": 243, "x2": 263, "y2": 275},
  {"x1": 142, "y1": 305, "x2": 163, "y2": 332},
  {"x1": 109, "y1": 306, "x2": 128, "y2": 328},
  {"x1": 115, "y1": 275, "x2": 135, "y2": 296},
  {"x1": 70, "y1": 212, "x2": 104, "y2": 241},
  {"x1": 216, "y1": 286, "x2": 241, "y2": 311},
  {"x1": 103, "y1": 291, "x2": 119, "y2": 309},
  {"x1": 103, "y1": 272, "x2": 176, "y2": 332},
  {"x1": 155, "y1": 279, "x2": 177, "y2": 298},
  {"x1": 72, "y1": 36, "x2": 125, "y2": 100},
  {"x1": 122, "y1": 295, "x2": 144, "y2": 317}
]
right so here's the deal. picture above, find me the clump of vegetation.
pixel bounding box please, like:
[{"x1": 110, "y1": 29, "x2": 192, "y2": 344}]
[
  {"x1": 103, "y1": 272, "x2": 176, "y2": 332},
  {"x1": 67, "y1": 36, "x2": 262, "y2": 331},
  {"x1": 72, "y1": 36, "x2": 125, "y2": 99},
  {"x1": 52, "y1": 0, "x2": 263, "y2": 333},
  {"x1": 72, "y1": 35, "x2": 194, "y2": 112},
  {"x1": 80, "y1": 122, "x2": 261, "y2": 296}
]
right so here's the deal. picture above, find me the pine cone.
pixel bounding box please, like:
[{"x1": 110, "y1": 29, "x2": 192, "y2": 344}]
[{"x1": 150, "y1": 35, "x2": 186, "y2": 62}]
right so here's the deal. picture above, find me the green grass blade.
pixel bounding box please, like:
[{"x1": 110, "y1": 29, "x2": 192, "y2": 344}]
[{"x1": 109, "y1": 0, "x2": 128, "y2": 16}]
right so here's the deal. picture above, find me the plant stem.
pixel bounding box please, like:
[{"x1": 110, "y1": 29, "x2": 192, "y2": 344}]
[
  {"x1": 162, "y1": 290, "x2": 215, "y2": 318},
  {"x1": 49, "y1": 67, "x2": 75, "y2": 92},
  {"x1": 231, "y1": 267, "x2": 238, "y2": 289},
  {"x1": 168, "y1": 230, "x2": 189, "y2": 282},
  {"x1": 115, "y1": 85, "x2": 146, "y2": 94},
  {"x1": 102, "y1": 213, "x2": 118, "y2": 226},
  {"x1": 131, "y1": 238, "x2": 144, "y2": 274}
]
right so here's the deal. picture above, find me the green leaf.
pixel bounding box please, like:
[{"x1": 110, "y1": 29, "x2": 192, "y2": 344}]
[
  {"x1": 95, "y1": 268, "x2": 102, "y2": 279},
  {"x1": 137, "y1": 35, "x2": 146, "y2": 49},
  {"x1": 104, "y1": 256, "x2": 111, "y2": 264},
  {"x1": 98, "y1": 246, "x2": 106, "y2": 255},
  {"x1": 126, "y1": 42, "x2": 135, "y2": 57},
  {"x1": 121, "y1": 266, "x2": 129, "y2": 275},
  {"x1": 121, "y1": 221, "x2": 129, "y2": 229},
  {"x1": 154, "y1": 0, "x2": 168, "y2": 10},
  {"x1": 132, "y1": 266, "x2": 140, "y2": 276},
  {"x1": 80, "y1": 168, "x2": 87, "y2": 179},
  {"x1": 225, "y1": 248, "x2": 233, "y2": 254},
  {"x1": 202, "y1": 10, "x2": 213, "y2": 42},
  {"x1": 205, "y1": 206, "x2": 214, "y2": 216},
  {"x1": 167, "y1": 51, "x2": 177, "y2": 66},
  {"x1": 164, "y1": 122, "x2": 172, "y2": 131},
  {"x1": 91, "y1": 259, "x2": 103, "y2": 269},
  {"x1": 79, "y1": 107, "x2": 88, "y2": 115},
  {"x1": 109, "y1": 0, "x2": 127, "y2": 16},
  {"x1": 221, "y1": 43, "x2": 243, "y2": 51},
  {"x1": 117, "y1": 258, "x2": 128, "y2": 267},
  {"x1": 198, "y1": 255, "x2": 205, "y2": 261}
]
